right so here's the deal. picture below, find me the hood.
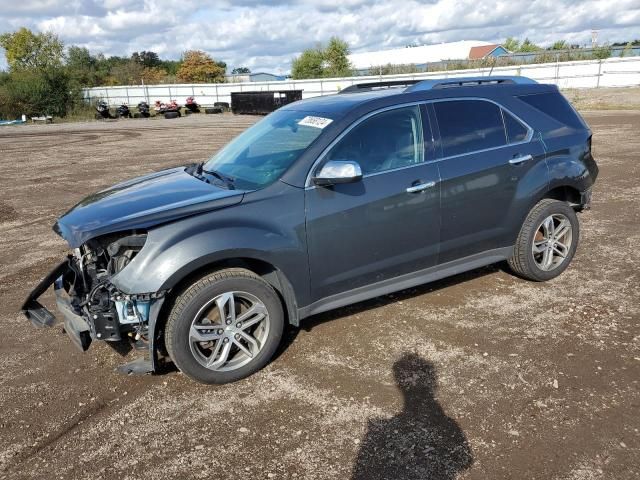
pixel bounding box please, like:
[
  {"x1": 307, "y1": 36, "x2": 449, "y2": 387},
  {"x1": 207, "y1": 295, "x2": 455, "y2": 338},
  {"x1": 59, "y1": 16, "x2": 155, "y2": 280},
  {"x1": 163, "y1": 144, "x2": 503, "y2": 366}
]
[{"x1": 54, "y1": 166, "x2": 244, "y2": 247}]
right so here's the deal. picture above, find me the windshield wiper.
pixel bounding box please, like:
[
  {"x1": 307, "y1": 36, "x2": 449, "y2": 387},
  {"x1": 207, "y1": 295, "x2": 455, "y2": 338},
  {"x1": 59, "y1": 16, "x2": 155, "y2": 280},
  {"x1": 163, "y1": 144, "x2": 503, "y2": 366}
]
[{"x1": 200, "y1": 163, "x2": 236, "y2": 190}]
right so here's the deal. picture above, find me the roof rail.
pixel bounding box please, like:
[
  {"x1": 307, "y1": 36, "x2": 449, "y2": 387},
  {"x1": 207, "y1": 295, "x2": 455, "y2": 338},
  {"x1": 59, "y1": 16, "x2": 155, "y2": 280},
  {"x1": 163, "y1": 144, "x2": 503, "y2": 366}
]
[
  {"x1": 339, "y1": 80, "x2": 421, "y2": 94},
  {"x1": 405, "y1": 76, "x2": 537, "y2": 92}
]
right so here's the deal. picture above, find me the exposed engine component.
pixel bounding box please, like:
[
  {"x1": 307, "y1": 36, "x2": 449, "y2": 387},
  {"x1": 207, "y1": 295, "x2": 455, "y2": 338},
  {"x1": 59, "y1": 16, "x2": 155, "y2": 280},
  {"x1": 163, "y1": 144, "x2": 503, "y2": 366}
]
[{"x1": 59, "y1": 232, "x2": 162, "y2": 344}]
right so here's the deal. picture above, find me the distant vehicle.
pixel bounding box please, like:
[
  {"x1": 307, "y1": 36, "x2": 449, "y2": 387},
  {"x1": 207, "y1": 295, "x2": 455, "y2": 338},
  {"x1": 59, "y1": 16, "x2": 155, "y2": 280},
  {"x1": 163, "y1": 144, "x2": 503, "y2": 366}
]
[
  {"x1": 95, "y1": 100, "x2": 114, "y2": 120},
  {"x1": 184, "y1": 96, "x2": 200, "y2": 113},
  {"x1": 23, "y1": 76, "x2": 598, "y2": 385},
  {"x1": 136, "y1": 101, "x2": 151, "y2": 118},
  {"x1": 116, "y1": 103, "x2": 132, "y2": 119}
]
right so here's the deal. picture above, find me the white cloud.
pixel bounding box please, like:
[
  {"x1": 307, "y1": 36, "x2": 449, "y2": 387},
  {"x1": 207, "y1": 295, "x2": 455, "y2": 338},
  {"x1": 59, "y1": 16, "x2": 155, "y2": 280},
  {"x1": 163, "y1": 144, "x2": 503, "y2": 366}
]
[{"x1": 1, "y1": 0, "x2": 639, "y2": 73}]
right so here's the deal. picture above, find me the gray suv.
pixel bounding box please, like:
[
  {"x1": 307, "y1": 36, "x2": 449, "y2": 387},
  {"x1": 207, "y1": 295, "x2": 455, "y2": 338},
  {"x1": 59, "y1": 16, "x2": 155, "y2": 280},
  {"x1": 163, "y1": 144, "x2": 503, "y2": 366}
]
[{"x1": 23, "y1": 76, "x2": 598, "y2": 384}]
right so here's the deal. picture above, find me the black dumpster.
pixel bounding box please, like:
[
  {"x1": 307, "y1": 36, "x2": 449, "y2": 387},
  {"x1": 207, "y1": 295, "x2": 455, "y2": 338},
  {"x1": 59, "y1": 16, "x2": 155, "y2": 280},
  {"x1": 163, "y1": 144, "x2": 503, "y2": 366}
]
[{"x1": 231, "y1": 90, "x2": 303, "y2": 115}]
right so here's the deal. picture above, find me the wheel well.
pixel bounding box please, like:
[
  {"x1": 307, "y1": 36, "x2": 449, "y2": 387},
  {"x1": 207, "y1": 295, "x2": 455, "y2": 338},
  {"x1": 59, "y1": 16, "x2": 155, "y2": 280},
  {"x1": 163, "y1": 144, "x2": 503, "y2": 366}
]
[
  {"x1": 154, "y1": 258, "x2": 299, "y2": 356},
  {"x1": 544, "y1": 185, "x2": 582, "y2": 206}
]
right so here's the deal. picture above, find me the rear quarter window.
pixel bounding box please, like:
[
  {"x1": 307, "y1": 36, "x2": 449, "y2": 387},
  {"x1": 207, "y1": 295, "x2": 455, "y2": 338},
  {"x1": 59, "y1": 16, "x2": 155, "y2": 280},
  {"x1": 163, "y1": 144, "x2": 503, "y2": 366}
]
[
  {"x1": 517, "y1": 92, "x2": 587, "y2": 130},
  {"x1": 503, "y1": 110, "x2": 529, "y2": 143}
]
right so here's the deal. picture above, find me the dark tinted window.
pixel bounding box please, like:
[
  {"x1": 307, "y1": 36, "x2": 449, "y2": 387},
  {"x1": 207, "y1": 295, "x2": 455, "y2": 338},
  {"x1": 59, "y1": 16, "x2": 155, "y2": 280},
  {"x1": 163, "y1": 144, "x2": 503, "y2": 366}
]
[
  {"x1": 518, "y1": 92, "x2": 586, "y2": 129},
  {"x1": 326, "y1": 106, "x2": 424, "y2": 175},
  {"x1": 503, "y1": 110, "x2": 529, "y2": 143},
  {"x1": 434, "y1": 100, "x2": 507, "y2": 157}
]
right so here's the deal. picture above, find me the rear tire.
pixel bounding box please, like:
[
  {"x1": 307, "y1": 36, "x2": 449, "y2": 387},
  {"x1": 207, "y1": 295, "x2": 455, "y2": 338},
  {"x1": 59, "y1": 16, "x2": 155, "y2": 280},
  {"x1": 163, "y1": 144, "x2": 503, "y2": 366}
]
[
  {"x1": 508, "y1": 199, "x2": 579, "y2": 281},
  {"x1": 165, "y1": 268, "x2": 284, "y2": 384},
  {"x1": 164, "y1": 111, "x2": 180, "y2": 119}
]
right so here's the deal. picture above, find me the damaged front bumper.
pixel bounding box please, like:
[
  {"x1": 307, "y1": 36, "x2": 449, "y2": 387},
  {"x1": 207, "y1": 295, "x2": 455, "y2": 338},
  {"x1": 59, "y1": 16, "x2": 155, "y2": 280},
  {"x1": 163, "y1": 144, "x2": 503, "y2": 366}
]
[{"x1": 21, "y1": 257, "x2": 166, "y2": 373}]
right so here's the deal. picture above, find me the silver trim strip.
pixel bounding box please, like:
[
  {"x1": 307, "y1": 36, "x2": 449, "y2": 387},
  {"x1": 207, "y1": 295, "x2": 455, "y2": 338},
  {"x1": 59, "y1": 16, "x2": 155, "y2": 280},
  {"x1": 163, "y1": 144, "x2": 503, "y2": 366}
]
[{"x1": 304, "y1": 97, "x2": 535, "y2": 188}]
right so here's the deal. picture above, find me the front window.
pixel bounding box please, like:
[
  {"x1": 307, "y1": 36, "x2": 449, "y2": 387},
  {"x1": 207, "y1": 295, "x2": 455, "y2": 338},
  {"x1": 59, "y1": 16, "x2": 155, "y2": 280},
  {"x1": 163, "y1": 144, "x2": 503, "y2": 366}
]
[
  {"x1": 324, "y1": 105, "x2": 425, "y2": 176},
  {"x1": 203, "y1": 109, "x2": 328, "y2": 189}
]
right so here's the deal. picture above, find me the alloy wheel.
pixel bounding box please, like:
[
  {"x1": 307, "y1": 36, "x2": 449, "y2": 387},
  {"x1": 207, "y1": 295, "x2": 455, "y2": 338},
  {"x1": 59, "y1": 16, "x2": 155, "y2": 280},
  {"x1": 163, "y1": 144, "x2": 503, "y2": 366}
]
[
  {"x1": 532, "y1": 213, "x2": 573, "y2": 271},
  {"x1": 189, "y1": 291, "x2": 270, "y2": 372}
]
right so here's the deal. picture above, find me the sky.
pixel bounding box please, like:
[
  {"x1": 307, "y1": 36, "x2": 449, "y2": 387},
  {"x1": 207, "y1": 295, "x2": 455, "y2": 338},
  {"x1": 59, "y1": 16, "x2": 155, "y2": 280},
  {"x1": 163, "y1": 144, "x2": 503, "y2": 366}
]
[{"x1": 0, "y1": 0, "x2": 639, "y2": 73}]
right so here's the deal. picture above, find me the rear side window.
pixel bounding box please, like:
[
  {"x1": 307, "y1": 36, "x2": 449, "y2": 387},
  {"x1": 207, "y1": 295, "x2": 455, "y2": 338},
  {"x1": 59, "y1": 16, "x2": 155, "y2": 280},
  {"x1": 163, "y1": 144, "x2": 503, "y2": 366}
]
[
  {"x1": 517, "y1": 92, "x2": 586, "y2": 129},
  {"x1": 503, "y1": 110, "x2": 529, "y2": 143},
  {"x1": 434, "y1": 100, "x2": 506, "y2": 157}
]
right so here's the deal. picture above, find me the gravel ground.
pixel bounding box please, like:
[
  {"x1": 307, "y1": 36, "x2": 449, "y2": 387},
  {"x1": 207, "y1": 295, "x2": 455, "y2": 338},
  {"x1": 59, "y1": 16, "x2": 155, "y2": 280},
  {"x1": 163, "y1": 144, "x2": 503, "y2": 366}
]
[{"x1": 0, "y1": 90, "x2": 638, "y2": 479}]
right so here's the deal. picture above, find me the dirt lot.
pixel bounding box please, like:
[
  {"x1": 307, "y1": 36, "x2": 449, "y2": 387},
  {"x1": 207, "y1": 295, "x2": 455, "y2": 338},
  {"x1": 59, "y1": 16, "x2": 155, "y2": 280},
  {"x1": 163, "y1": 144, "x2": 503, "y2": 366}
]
[{"x1": 0, "y1": 89, "x2": 638, "y2": 480}]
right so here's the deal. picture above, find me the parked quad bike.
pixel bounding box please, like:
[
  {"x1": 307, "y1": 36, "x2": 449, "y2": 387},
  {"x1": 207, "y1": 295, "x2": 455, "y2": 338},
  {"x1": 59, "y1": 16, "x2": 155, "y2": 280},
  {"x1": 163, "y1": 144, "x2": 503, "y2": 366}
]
[
  {"x1": 95, "y1": 101, "x2": 115, "y2": 120},
  {"x1": 155, "y1": 100, "x2": 182, "y2": 119},
  {"x1": 134, "y1": 101, "x2": 151, "y2": 118},
  {"x1": 116, "y1": 103, "x2": 132, "y2": 119},
  {"x1": 184, "y1": 96, "x2": 200, "y2": 114}
]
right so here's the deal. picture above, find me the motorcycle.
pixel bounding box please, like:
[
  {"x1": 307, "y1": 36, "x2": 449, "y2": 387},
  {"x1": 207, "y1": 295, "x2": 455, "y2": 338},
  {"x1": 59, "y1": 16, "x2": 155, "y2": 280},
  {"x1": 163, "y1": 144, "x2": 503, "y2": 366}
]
[
  {"x1": 184, "y1": 96, "x2": 200, "y2": 114},
  {"x1": 95, "y1": 100, "x2": 114, "y2": 120},
  {"x1": 136, "y1": 101, "x2": 151, "y2": 118},
  {"x1": 116, "y1": 103, "x2": 132, "y2": 119}
]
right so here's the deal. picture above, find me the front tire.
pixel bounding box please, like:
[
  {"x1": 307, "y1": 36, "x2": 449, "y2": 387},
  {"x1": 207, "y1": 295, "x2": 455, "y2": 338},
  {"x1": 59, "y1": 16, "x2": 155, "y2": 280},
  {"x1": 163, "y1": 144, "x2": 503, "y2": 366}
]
[
  {"x1": 508, "y1": 199, "x2": 579, "y2": 281},
  {"x1": 165, "y1": 268, "x2": 284, "y2": 384}
]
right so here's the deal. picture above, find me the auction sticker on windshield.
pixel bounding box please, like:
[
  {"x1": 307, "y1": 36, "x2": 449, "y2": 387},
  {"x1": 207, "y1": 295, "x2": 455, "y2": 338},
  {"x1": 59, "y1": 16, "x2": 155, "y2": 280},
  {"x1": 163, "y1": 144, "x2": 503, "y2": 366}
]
[{"x1": 298, "y1": 116, "x2": 333, "y2": 129}]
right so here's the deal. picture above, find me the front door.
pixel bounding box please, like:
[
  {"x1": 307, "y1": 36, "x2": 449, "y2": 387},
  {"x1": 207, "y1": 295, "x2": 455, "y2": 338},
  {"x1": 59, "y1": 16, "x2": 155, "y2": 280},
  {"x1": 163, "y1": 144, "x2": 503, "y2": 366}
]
[{"x1": 305, "y1": 105, "x2": 440, "y2": 303}]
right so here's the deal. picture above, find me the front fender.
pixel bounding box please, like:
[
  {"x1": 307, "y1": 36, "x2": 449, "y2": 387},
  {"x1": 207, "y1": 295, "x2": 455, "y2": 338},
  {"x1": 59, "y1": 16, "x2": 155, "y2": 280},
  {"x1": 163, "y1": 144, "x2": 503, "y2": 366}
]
[{"x1": 110, "y1": 183, "x2": 310, "y2": 306}]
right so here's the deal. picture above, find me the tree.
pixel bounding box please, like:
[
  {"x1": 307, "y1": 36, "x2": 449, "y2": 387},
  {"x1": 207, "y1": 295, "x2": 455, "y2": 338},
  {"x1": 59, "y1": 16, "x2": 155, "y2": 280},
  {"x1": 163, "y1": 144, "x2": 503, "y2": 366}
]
[
  {"x1": 109, "y1": 59, "x2": 144, "y2": 85},
  {"x1": 291, "y1": 37, "x2": 353, "y2": 79},
  {"x1": 323, "y1": 37, "x2": 352, "y2": 77},
  {"x1": 291, "y1": 46, "x2": 324, "y2": 79},
  {"x1": 141, "y1": 66, "x2": 168, "y2": 84},
  {"x1": 503, "y1": 37, "x2": 520, "y2": 53},
  {"x1": 66, "y1": 46, "x2": 102, "y2": 87},
  {"x1": 519, "y1": 38, "x2": 541, "y2": 52},
  {"x1": 131, "y1": 51, "x2": 161, "y2": 68},
  {"x1": 550, "y1": 40, "x2": 568, "y2": 50},
  {"x1": 232, "y1": 66, "x2": 251, "y2": 74},
  {"x1": 160, "y1": 59, "x2": 181, "y2": 75},
  {"x1": 176, "y1": 50, "x2": 226, "y2": 83},
  {"x1": 0, "y1": 27, "x2": 64, "y2": 71}
]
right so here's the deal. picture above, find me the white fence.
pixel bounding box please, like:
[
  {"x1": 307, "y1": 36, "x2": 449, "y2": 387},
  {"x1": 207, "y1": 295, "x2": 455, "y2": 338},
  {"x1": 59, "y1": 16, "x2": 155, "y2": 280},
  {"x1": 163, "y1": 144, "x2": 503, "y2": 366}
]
[{"x1": 84, "y1": 56, "x2": 640, "y2": 107}]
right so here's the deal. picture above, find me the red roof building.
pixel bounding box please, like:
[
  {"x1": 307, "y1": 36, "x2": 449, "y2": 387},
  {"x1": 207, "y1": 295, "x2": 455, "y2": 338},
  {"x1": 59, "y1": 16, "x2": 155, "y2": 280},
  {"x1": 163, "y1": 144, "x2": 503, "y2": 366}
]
[{"x1": 468, "y1": 44, "x2": 509, "y2": 60}]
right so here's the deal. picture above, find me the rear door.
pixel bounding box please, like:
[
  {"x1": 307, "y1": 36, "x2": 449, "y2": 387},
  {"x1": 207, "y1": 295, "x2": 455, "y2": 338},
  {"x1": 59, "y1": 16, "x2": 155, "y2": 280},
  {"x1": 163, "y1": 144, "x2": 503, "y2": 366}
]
[
  {"x1": 431, "y1": 99, "x2": 546, "y2": 263},
  {"x1": 305, "y1": 104, "x2": 440, "y2": 303}
]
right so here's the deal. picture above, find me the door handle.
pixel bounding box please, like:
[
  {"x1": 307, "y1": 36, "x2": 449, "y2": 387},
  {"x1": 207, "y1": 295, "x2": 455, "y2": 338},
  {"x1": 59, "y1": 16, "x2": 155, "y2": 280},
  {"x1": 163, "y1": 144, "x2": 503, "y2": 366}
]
[
  {"x1": 509, "y1": 154, "x2": 533, "y2": 165},
  {"x1": 406, "y1": 181, "x2": 436, "y2": 193}
]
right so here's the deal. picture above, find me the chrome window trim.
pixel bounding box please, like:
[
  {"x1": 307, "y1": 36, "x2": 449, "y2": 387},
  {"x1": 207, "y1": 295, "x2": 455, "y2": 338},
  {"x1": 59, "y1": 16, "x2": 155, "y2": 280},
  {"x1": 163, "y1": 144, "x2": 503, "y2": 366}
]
[{"x1": 304, "y1": 97, "x2": 535, "y2": 188}]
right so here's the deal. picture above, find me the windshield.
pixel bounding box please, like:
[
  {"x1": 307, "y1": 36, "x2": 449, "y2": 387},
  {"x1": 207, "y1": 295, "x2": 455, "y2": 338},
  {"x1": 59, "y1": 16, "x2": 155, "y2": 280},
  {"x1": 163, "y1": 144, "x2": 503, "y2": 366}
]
[{"x1": 203, "y1": 109, "x2": 329, "y2": 189}]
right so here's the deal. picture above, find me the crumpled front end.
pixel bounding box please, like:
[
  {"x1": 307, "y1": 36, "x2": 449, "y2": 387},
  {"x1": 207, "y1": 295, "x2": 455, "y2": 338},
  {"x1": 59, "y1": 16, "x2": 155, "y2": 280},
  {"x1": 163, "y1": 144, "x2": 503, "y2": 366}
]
[{"x1": 21, "y1": 231, "x2": 166, "y2": 372}]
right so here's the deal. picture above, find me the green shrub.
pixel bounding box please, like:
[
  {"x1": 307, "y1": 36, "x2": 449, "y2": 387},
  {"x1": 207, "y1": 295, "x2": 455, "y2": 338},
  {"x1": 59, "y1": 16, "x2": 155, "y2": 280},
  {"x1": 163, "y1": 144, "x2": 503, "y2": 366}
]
[{"x1": 0, "y1": 67, "x2": 77, "y2": 119}]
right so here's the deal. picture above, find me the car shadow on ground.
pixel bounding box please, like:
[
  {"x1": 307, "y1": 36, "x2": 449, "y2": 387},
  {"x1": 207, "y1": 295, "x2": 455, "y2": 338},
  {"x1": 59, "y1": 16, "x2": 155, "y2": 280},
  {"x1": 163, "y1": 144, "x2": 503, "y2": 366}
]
[
  {"x1": 351, "y1": 353, "x2": 473, "y2": 480},
  {"x1": 277, "y1": 262, "x2": 505, "y2": 351},
  {"x1": 274, "y1": 263, "x2": 506, "y2": 363}
]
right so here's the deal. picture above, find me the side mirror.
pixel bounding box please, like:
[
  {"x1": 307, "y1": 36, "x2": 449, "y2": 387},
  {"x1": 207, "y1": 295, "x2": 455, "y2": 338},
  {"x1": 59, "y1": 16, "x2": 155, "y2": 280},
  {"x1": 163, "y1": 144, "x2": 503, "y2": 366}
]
[{"x1": 312, "y1": 160, "x2": 363, "y2": 186}]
